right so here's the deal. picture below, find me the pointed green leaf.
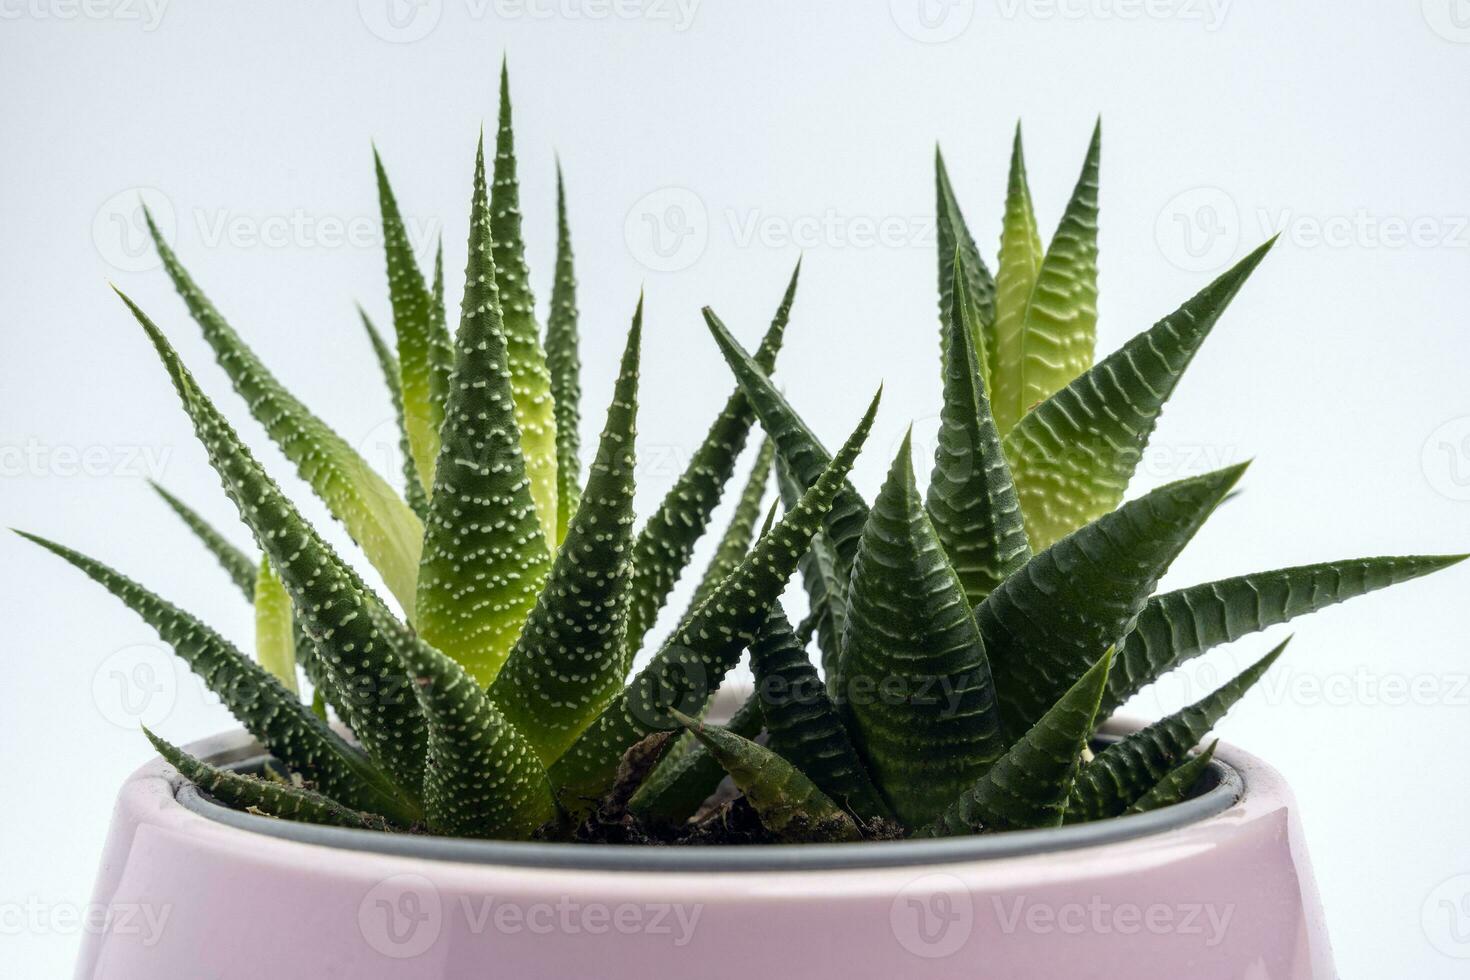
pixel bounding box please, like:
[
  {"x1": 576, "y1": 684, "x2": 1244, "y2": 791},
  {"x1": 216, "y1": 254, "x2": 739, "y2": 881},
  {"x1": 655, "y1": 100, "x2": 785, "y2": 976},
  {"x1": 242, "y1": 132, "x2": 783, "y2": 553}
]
[
  {"x1": 621, "y1": 264, "x2": 798, "y2": 665},
  {"x1": 492, "y1": 64, "x2": 560, "y2": 544},
  {"x1": 627, "y1": 690, "x2": 764, "y2": 824},
  {"x1": 1069, "y1": 640, "x2": 1287, "y2": 822},
  {"x1": 374, "y1": 148, "x2": 454, "y2": 497},
  {"x1": 776, "y1": 458, "x2": 850, "y2": 686},
  {"x1": 149, "y1": 481, "x2": 257, "y2": 600},
  {"x1": 400, "y1": 627, "x2": 558, "y2": 839},
  {"x1": 1103, "y1": 554, "x2": 1466, "y2": 717},
  {"x1": 1124, "y1": 740, "x2": 1218, "y2": 815},
  {"x1": 1002, "y1": 238, "x2": 1274, "y2": 550},
  {"x1": 551, "y1": 391, "x2": 880, "y2": 812},
  {"x1": 492, "y1": 301, "x2": 642, "y2": 765},
  {"x1": 142, "y1": 210, "x2": 424, "y2": 618},
  {"x1": 118, "y1": 290, "x2": 428, "y2": 799},
  {"x1": 841, "y1": 432, "x2": 1005, "y2": 827},
  {"x1": 359, "y1": 306, "x2": 429, "y2": 520},
  {"x1": 989, "y1": 122, "x2": 1044, "y2": 433},
  {"x1": 935, "y1": 146, "x2": 997, "y2": 359},
  {"x1": 254, "y1": 555, "x2": 298, "y2": 694},
  {"x1": 22, "y1": 532, "x2": 418, "y2": 823},
  {"x1": 684, "y1": 437, "x2": 774, "y2": 617},
  {"x1": 673, "y1": 712, "x2": 861, "y2": 843},
  {"x1": 145, "y1": 729, "x2": 395, "y2": 831},
  {"x1": 751, "y1": 605, "x2": 889, "y2": 821},
  {"x1": 927, "y1": 256, "x2": 1031, "y2": 604},
  {"x1": 927, "y1": 649, "x2": 1112, "y2": 836},
  {"x1": 980, "y1": 463, "x2": 1246, "y2": 741},
  {"x1": 414, "y1": 136, "x2": 554, "y2": 686},
  {"x1": 546, "y1": 162, "x2": 583, "y2": 544}
]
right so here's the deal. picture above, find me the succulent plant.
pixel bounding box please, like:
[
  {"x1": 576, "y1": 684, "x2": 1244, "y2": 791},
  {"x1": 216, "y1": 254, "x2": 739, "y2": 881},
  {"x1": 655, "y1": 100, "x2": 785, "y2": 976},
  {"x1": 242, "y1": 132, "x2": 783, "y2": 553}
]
[{"x1": 28, "y1": 76, "x2": 1461, "y2": 845}]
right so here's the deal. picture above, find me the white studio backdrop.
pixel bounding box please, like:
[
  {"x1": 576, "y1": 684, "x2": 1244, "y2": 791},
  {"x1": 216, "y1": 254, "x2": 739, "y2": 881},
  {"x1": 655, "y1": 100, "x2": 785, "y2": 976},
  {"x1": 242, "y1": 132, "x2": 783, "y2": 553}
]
[{"x1": 3, "y1": 2, "x2": 1468, "y2": 975}]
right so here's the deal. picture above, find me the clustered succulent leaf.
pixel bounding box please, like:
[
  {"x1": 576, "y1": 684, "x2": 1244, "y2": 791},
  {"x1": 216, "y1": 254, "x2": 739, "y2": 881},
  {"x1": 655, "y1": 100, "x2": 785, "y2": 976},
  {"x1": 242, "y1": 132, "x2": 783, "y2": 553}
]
[{"x1": 31, "y1": 74, "x2": 1462, "y2": 845}]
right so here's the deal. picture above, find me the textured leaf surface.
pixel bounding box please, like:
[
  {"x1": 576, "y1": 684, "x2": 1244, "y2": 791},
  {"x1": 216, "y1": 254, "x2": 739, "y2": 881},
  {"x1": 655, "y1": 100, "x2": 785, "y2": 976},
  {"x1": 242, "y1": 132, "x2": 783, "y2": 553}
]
[
  {"x1": 1103, "y1": 554, "x2": 1465, "y2": 717},
  {"x1": 621, "y1": 265, "x2": 797, "y2": 665},
  {"x1": 935, "y1": 147, "x2": 997, "y2": 358},
  {"x1": 492, "y1": 302, "x2": 641, "y2": 765},
  {"x1": 374, "y1": 149, "x2": 453, "y2": 497},
  {"x1": 989, "y1": 123, "x2": 1044, "y2": 432},
  {"x1": 751, "y1": 606, "x2": 888, "y2": 820},
  {"x1": 253, "y1": 556, "x2": 298, "y2": 694},
  {"x1": 928, "y1": 650, "x2": 1112, "y2": 835},
  {"x1": 546, "y1": 162, "x2": 582, "y2": 544},
  {"x1": 414, "y1": 137, "x2": 553, "y2": 685},
  {"x1": 673, "y1": 713, "x2": 861, "y2": 843},
  {"x1": 146, "y1": 729, "x2": 395, "y2": 831},
  {"x1": 121, "y1": 291, "x2": 428, "y2": 798},
  {"x1": 994, "y1": 121, "x2": 1101, "y2": 434},
  {"x1": 149, "y1": 481, "x2": 256, "y2": 600},
  {"x1": 627, "y1": 690, "x2": 763, "y2": 823},
  {"x1": 400, "y1": 627, "x2": 558, "y2": 839},
  {"x1": 979, "y1": 464, "x2": 1246, "y2": 741},
  {"x1": 1124, "y1": 741, "x2": 1218, "y2": 815},
  {"x1": 683, "y1": 437, "x2": 774, "y2": 619},
  {"x1": 1069, "y1": 639, "x2": 1286, "y2": 822},
  {"x1": 550, "y1": 392, "x2": 879, "y2": 811},
  {"x1": 492, "y1": 64, "x2": 560, "y2": 544},
  {"x1": 926, "y1": 257, "x2": 1031, "y2": 604},
  {"x1": 24, "y1": 532, "x2": 416, "y2": 822},
  {"x1": 842, "y1": 433, "x2": 1004, "y2": 827},
  {"x1": 777, "y1": 459, "x2": 849, "y2": 686},
  {"x1": 143, "y1": 211, "x2": 424, "y2": 617},
  {"x1": 359, "y1": 307, "x2": 429, "y2": 520},
  {"x1": 1003, "y1": 238, "x2": 1273, "y2": 550}
]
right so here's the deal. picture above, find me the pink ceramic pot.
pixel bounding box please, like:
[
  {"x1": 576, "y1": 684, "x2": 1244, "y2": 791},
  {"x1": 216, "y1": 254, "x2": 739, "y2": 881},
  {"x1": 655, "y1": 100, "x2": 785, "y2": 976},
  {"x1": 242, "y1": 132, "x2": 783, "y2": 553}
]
[{"x1": 75, "y1": 722, "x2": 1335, "y2": 979}]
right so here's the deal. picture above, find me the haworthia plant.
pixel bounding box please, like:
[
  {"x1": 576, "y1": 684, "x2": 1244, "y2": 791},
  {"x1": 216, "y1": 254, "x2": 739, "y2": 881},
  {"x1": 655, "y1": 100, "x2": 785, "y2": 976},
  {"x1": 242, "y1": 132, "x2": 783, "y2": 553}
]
[{"x1": 35, "y1": 100, "x2": 1460, "y2": 846}]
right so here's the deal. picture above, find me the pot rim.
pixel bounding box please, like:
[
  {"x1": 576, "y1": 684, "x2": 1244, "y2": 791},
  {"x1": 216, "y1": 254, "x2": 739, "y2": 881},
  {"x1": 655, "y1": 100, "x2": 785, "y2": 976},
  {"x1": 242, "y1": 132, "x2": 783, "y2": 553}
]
[{"x1": 171, "y1": 721, "x2": 1246, "y2": 873}]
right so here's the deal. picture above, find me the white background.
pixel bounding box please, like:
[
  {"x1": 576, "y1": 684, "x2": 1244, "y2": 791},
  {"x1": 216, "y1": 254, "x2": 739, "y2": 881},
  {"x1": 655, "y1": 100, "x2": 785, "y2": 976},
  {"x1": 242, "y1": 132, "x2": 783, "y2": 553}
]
[{"x1": 3, "y1": 1, "x2": 1469, "y2": 975}]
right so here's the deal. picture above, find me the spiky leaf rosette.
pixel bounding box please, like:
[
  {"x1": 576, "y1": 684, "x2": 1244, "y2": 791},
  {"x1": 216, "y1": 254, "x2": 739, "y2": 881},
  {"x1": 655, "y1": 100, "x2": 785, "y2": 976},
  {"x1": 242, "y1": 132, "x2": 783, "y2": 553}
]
[
  {"x1": 750, "y1": 606, "x2": 889, "y2": 821},
  {"x1": 935, "y1": 146, "x2": 997, "y2": 351},
  {"x1": 1068, "y1": 639, "x2": 1287, "y2": 822},
  {"x1": 120, "y1": 292, "x2": 428, "y2": 798},
  {"x1": 148, "y1": 481, "x2": 258, "y2": 599},
  {"x1": 927, "y1": 256, "x2": 1031, "y2": 605},
  {"x1": 621, "y1": 265, "x2": 797, "y2": 665},
  {"x1": 399, "y1": 626, "x2": 558, "y2": 839},
  {"x1": 841, "y1": 432, "x2": 1005, "y2": 827},
  {"x1": 22, "y1": 533, "x2": 417, "y2": 822},
  {"x1": 1125, "y1": 741, "x2": 1219, "y2": 815},
  {"x1": 146, "y1": 729, "x2": 395, "y2": 832},
  {"x1": 927, "y1": 649, "x2": 1113, "y2": 836},
  {"x1": 1102, "y1": 555, "x2": 1465, "y2": 717},
  {"x1": 415, "y1": 136, "x2": 553, "y2": 685},
  {"x1": 628, "y1": 691, "x2": 764, "y2": 823},
  {"x1": 253, "y1": 556, "x2": 298, "y2": 693},
  {"x1": 989, "y1": 123, "x2": 1043, "y2": 407},
  {"x1": 374, "y1": 148, "x2": 454, "y2": 497},
  {"x1": 492, "y1": 301, "x2": 642, "y2": 765},
  {"x1": 142, "y1": 211, "x2": 424, "y2": 616},
  {"x1": 359, "y1": 307, "x2": 429, "y2": 519},
  {"x1": 550, "y1": 391, "x2": 880, "y2": 812},
  {"x1": 991, "y1": 121, "x2": 1100, "y2": 435},
  {"x1": 979, "y1": 463, "x2": 1246, "y2": 742},
  {"x1": 673, "y1": 712, "x2": 861, "y2": 843},
  {"x1": 1003, "y1": 238, "x2": 1273, "y2": 550},
  {"x1": 546, "y1": 162, "x2": 582, "y2": 543},
  {"x1": 491, "y1": 63, "x2": 560, "y2": 544}
]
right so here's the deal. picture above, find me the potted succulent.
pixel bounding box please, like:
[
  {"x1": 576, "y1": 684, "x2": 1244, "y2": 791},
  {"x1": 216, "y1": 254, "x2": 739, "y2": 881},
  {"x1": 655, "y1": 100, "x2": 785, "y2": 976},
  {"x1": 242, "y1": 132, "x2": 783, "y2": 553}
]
[{"x1": 42, "y1": 66, "x2": 1459, "y2": 979}]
